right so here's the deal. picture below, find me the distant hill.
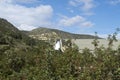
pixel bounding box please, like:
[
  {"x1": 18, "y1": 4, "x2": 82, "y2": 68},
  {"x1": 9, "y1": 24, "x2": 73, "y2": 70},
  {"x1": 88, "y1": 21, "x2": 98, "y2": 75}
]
[{"x1": 28, "y1": 27, "x2": 101, "y2": 40}]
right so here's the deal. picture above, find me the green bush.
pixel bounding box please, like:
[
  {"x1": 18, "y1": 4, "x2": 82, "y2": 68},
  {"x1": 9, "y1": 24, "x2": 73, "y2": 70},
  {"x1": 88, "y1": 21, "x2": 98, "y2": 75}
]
[{"x1": 0, "y1": 31, "x2": 120, "y2": 80}]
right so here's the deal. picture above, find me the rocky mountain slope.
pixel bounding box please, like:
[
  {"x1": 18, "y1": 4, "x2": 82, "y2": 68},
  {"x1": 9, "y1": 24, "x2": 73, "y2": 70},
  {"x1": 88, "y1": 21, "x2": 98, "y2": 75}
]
[{"x1": 27, "y1": 27, "x2": 101, "y2": 40}]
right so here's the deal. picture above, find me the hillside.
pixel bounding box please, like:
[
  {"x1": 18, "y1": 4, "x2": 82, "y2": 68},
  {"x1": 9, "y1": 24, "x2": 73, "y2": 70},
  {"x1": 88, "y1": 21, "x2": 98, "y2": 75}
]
[
  {"x1": 0, "y1": 18, "x2": 22, "y2": 40},
  {"x1": 28, "y1": 27, "x2": 101, "y2": 40},
  {"x1": 0, "y1": 18, "x2": 19, "y2": 34},
  {"x1": 0, "y1": 18, "x2": 120, "y2": 80},
  {"x1": 0, "y1": 18, "x2": 33, "y2": 46},
  {"x1": 0, "y1": 18, "x2": 51, "y2": 53},
  {"x1": 0, "y1": 18, "x2": 21, "y2": 44},
  {"x1": 0, "y1": 18, "x2": 31, "y2": 54}
]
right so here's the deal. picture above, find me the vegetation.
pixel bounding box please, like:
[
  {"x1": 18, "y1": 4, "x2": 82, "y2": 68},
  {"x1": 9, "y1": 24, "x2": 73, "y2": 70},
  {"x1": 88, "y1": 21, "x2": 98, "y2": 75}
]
[{"x1": 0, "y1": 18, "x2": 120, "y2": 80}]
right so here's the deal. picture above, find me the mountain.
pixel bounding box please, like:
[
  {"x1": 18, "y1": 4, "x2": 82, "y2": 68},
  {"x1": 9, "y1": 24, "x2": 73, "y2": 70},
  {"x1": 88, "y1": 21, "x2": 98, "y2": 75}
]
[
  {"x1": 0, "y1": 18, "x2": 32, "y2": 44},
  {"x1": 0, "y1": 18, "x2": 53, "y2": 77},
  {"x1": 0, "y1": 18, "x2": 40, "y2": 54},
  {"x1": 0, "y1": 18, "x2": 51, "y2": 46},
  {"x1": 0, "y1": 18, "x2": 22, "y2": 44},
  {"x1": 28, "y1": 27, "x2": 101, "y2": 40},
  {"x1": 0, "y1": 18, "x2": 21, "y2": 37}
]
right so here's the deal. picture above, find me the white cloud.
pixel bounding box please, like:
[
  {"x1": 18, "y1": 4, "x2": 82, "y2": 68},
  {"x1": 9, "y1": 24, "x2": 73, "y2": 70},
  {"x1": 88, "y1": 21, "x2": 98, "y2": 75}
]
[
  {"x1": 69, "y1": 0, "x2": 77, "y2": 7},
  {"x1": 69, "y1": 0, "x2": 95, "y2": 11},
  {"x1": 0, "y1": 0, "x2": 53, "y2": 30},
  {"x1": 109, "y1": 0, "x2": 120, "y2": 5},
  {"x1": 18, "y1": 24, "x2": 37, "y2": 31},
  {"x1": 0, "y1": 0, "x2": 40, "y2": 4},
  {"x1": 59, "y1": 15, "x2": 94, "y2": 27},
  {"x1": 81, "y1": 21, "x2": 94, "y2": 27},
  {"x1": 14, "y1": 0, "x2": 40, "y2": 3}
]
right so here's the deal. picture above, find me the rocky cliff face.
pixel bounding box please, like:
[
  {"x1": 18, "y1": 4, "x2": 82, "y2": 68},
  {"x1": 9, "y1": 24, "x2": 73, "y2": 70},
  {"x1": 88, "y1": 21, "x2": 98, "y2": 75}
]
[{"x1": 29, "y1": 32, "x2": 59, "y2": 40}]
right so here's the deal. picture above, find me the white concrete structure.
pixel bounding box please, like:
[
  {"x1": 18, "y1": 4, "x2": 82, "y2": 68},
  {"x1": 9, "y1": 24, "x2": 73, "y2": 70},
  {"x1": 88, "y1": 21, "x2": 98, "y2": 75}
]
[
  {"x1": 73, "y1": 39, "x2": 120, "y2": 51},
  {"x1": 54, "y1": 40, "x2": 61, "y2": 50},
  {"x1": 54, "y1": 39, "x2": 64, "y2": 52}
]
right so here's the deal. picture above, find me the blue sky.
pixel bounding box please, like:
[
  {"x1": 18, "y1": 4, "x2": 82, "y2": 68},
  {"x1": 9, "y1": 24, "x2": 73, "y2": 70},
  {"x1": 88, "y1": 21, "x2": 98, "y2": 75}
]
[{"x1": 0, "y1": 0, "x2": 120, "y2": 38}]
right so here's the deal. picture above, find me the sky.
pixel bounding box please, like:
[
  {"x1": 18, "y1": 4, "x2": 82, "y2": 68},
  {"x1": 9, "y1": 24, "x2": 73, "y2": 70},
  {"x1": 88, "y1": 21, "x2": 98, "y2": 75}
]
[{"x1": 0, "y1": 0, "x2": 120, "y2": 38}]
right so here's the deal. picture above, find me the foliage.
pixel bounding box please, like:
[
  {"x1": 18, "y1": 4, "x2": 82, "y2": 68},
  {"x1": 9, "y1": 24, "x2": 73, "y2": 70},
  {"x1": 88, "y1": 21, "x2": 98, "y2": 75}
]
[
  {"x1": 0, "y1": 18, "x2": 120, "y2": 79},
  {"x1": 0, "y1": 36, "x2": 120, "y2": 80}
]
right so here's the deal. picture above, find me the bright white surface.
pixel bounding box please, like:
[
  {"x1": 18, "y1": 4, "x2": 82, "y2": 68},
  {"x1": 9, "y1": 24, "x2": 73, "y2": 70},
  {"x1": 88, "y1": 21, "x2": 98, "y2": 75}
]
[{"x1": 54, "y1": 41, "x2": 61, "y2": 50}]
